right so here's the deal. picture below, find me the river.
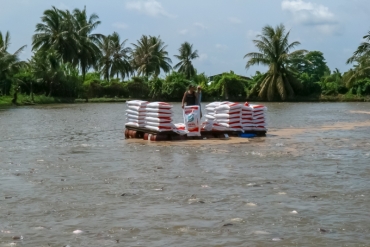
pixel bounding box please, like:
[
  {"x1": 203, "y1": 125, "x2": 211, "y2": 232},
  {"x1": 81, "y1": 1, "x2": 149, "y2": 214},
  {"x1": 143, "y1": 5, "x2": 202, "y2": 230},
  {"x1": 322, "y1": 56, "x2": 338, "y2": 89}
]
[{"x1": 0, "y1": 102, "x2": 370, "y2": 246}]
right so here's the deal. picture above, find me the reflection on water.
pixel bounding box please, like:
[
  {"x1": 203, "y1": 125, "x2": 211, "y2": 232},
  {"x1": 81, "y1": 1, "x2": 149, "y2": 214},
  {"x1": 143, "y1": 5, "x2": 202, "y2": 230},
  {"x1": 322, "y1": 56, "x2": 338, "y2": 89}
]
[{"x1": 0, "y1": 102, "x2": 370, "y2": 246}]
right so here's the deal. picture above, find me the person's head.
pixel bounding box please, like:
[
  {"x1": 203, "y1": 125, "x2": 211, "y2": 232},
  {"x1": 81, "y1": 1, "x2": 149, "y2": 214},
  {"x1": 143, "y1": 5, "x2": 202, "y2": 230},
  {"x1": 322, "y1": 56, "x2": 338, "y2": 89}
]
[
  {"x1": 188, "y1": 85, "x2": 195, "y2": 92},
  {"x1": 197, "y1": 85, "x2": 202, "y2": 91}
]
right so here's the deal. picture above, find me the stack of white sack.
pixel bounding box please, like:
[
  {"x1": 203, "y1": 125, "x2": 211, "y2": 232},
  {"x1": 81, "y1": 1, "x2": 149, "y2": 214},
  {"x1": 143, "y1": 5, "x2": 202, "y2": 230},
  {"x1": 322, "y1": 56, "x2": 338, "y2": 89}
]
[
  {"x1": 125, "y1": 100, "x2": 148, "y2": 127},
  {"x1": 144, "y1": 102, "x2": 175, "y2": 132},
  {"x1": 241, "y1": 102, "x2": 254, "y2": 131},
  {"x1": 201, "y1": 102, "x2": 225, "y2": 131},
  {"x1": 250, "y1": 104, "x2": 268, "y2": 131},
  {"x1": 213, "y1": 102, "x2": 242, "y2": 131}
]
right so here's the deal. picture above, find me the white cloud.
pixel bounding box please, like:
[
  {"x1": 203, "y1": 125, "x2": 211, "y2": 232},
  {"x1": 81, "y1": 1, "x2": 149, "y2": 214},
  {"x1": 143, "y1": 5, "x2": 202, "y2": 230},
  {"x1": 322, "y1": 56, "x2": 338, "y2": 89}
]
[
  {"x1": 112, "y1": 22, "x2": 128, "y2": 29},
  {"x1": 194, "y1": 22, "x2": 207, "y2": 29},
  {"x1": 125, "y1": 0, "x2": 173, "y2": 18},
  {"x1": 282, "y1": 0, "x2": 339, "y2": 35},
  {"x1": 178, "y1": 29, "x2": 189, "y2": 35},
  {"x1": 198, "y1": 53, "x2": 208, "y2": 61},
  {"x1": 215, "y1": 44, "x2": 228, "y2": 50},
  {"x1": 228, "y1": 17, "x2": 242, "y2": 24}
]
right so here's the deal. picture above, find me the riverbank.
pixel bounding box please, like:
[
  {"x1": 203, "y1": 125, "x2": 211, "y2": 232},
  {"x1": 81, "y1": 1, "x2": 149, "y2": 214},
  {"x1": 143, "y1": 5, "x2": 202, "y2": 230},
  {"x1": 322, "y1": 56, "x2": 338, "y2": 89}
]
[
  {"x1": 0, "y1": 95, "x2": 128, "y2": 106},
  {"x1": 1, "y1": 93, "x2": 369, "y2": 107}
]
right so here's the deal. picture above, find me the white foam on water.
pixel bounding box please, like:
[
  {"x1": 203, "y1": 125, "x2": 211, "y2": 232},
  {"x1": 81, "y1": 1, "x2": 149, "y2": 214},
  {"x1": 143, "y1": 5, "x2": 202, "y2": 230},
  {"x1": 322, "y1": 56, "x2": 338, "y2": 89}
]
[
  {"x1": 188, "y1": 198, "x2": 198, "y2": 203},
  {"x1": 73, "y1": 230, "x2": 83, "y2": 234},
  {"x1": 33, "y1": 227, "x2": 45, "y2": 230},
  {"x1": 253, "y1": 230, "x2": 270, "y2": 235},
  {"x1": 290, "y1": 210, "x2": 298, "y2": 214},
  {"x1": 272, "y1": 237, "x2": 283, "y2": 241},
  {"x1": 177, "y1": 227, "x2": 189, "y2": 233},
  {"x1": 230, "y1": 218, "x2": 243, "y2": 222},
  {"x1": 246, "y1": 202, "x2": 257, "y2": 207},
  {"x1": 278, "y1": 192, "x2": 286, "y2": 195}
]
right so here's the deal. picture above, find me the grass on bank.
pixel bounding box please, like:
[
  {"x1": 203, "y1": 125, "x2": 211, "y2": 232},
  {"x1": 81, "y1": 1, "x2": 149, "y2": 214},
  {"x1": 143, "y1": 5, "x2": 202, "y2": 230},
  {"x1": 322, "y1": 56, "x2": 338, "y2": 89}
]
[
  {"x1": 74, "y1": 98, "x2": 127, "y2": 103},
  {"x1": 0, "y1": 94, "x2": 68, "y2": 106},
  {"x1": 0, "y1": 94, "x2": 128, "y2": 106}
]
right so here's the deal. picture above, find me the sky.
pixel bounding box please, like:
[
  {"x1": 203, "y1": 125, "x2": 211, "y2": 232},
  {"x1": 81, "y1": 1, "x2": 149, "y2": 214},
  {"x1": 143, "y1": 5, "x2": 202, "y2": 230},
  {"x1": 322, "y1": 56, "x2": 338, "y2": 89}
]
[{"x1": 1, "y1": 0, "x2": 370, "y2": 77}]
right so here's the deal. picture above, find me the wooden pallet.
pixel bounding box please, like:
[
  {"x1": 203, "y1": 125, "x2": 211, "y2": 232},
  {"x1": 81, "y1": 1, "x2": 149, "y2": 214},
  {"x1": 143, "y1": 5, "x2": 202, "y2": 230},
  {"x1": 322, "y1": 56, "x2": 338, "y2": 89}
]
[{"x1": 125, "y1": 125, "x2": 266, "y2": 137}]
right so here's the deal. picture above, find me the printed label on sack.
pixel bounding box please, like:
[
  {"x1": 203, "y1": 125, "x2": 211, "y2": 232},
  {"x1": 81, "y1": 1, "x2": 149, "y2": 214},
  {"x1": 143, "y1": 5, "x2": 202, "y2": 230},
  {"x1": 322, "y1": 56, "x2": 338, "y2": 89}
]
[{"x1": 183, "y1": 106, "x2": 201, "y2": 137}]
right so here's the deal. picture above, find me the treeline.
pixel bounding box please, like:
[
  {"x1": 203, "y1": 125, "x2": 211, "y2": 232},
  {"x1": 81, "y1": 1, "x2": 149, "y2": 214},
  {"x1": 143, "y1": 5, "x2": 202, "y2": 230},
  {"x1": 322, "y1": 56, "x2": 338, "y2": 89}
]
[{"x1": 1, "y1": 6, "x2": 370, "y2": 104}]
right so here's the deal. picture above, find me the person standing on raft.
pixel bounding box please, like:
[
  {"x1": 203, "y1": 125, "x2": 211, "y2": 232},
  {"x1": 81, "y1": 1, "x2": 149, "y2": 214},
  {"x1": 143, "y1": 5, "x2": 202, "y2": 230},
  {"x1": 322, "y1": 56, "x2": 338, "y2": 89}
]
[{"x1": 182, "y1": 85, "x2": 198, "y2": 108}]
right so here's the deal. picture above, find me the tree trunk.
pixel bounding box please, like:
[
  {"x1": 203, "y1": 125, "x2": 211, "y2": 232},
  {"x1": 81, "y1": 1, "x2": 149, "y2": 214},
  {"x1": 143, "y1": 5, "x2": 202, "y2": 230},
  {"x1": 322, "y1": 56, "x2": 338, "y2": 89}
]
[
  {"x1": 11, "y1": 87, "x2": 19, "y2": 105},
  {"x1": 48, "y1": 82, "x2": 53, "y2": 97},
  {"x1": 30, "y1": 82, "x2": 34, "y2": 102}
]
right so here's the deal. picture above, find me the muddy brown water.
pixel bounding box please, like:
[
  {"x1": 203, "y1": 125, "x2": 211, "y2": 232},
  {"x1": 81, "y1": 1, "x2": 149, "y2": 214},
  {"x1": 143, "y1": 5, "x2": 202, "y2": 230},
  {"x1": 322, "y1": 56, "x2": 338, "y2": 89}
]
[{"x1": 0, "y1": 102, "x2": 370, "y2": 246}]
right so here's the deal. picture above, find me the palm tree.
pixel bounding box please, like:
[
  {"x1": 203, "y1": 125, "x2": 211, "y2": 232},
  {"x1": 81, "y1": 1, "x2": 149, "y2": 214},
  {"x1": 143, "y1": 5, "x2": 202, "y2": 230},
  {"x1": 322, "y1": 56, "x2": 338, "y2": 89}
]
[
  {"x1": 174, "y1": 42, "x2": 199, "y2": 79},
  {"x1": 32, "y1": 7, "x2": 75, "y2": 63},
  {"x1": 347, "y1": 30, "x2": 370, "y2": 64},
  {"x1": 71, "y1": 7, "x2": 103, "y2": 81},
  {"x1": 244, "y1": 24, "x2": 306, "y2": 101},
  {"x1": 0, "y1": 31, "x2": 26, "y2": 95},
  {"x1": 343, "y1": 57, "x2": 370, "y2": 88},
  {"x1": 345, "y1": 30, "x2": 370, "y2": 88},
  {"x1": 32, "y1": 6, "x2": 103, "y2": 81},
  {"x1": 98, "y1": 32, "x2": 132, "y2": 81},
  {"x1": 29, "y1": 49, "x2": 64, "y2": 97},
  {"x1": 131, "y1": 35, "x2": 172, "y2": 77}
]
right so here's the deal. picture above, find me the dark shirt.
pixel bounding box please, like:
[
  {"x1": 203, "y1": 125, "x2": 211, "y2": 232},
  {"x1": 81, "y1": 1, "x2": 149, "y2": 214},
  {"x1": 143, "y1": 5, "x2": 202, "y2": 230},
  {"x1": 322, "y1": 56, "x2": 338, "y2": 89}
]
[{"x1": 185, "y1": 91, "x2": 196, "y2": 106}]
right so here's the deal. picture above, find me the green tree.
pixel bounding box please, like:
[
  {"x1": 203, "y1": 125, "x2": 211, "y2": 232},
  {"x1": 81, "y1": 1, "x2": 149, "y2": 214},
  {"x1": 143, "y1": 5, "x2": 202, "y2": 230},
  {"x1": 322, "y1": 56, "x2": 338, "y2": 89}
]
[
  {"x1": 161, "y1": 71, "x2": 190, "y2": 101},
  {"x1": 320, "y1": 68, "x2": 346, "y2": 95},
  {"x1": 71, "y1": 7, "x2": 103, "y2": 81},
  {"x1": 126, "y1": 76, "x2": 150, "y2": 98},
  {"x1": 0, "y1": 31, "x2": 26, "y2": 95},
  {"x1": 98, "y1": 32, "x2": 132, "y2": 81},
  {"x1": 148, "y1": 77, "x2": 163, "y2": 100},
  {"x1": 32, "y1": 6, "x2": 103, "y2": 81},
  {"x1": 211, "y1": 71, "x2": 247, "y2": 100},
  {"x1": 174, "y1": 42, "x2": 199, "y2": 79},
  {"x1": 347, "y1": 30, "x2": 370, "y2": 64},
  {"x1": 343, "y1": 56, "x2": 370, "y2": 89},
  {"x1": 248, "y1": 71, "x2": 267, "y2": 97},
  {"x1": 32, "y1": 7, "x2": 75, "y2": 62},
  {"x1": 244, "y1": 24, "x2": 306, "y2": 101},
  {"x1": 29, "y1": 49, "x2": 64, "y2": 97},
  {"x1": 132, "y1": 35, "x2": 172, "y2": 77},
  {"x1": 290, "y1": 51, "x2": 330, "y2": 82},
  {"x1": 345, "y1": 29, "x2": 370, "y2": 89}
]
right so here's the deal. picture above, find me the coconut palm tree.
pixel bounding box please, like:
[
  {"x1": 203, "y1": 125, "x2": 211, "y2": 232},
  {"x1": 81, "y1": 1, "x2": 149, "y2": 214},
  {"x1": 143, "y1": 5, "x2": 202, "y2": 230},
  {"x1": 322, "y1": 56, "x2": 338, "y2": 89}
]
[
  {"x1": 29, "y1": 49, "x2": 64, "y2": 97},
  {"x1": 345, "y1": 30, "x2": 370, "y2": 88},
  {"x1": 244, "y1": 24, "x2": 306, "y2": 101},
  {"x1": 343, "y1": 57, "x2": 370, "y2": 88},
  {"x1": 347, "y1": 30, "x2": 370, "y2": 64},
  {"x1": 32, "y1": 7, "x2": 75, "y2": 63},
  {"x1": 32, "y1": 6, "x2": 103, "y2": 81},
  {"x1": 98, "y1": 32, "x2": 132, "y2": 81},
  {"x1": 71, "y1": 7, "x2": 103, "y2": 80},
  {"x1": 174, "y1": 42, "x2": 199, "y2": 79},
  {"x1": 0, "y1": 31, "x2": 26, "y2": 95},
  {"x1": 131, "y1": 35, "x2": 172, "y2": 77}
]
